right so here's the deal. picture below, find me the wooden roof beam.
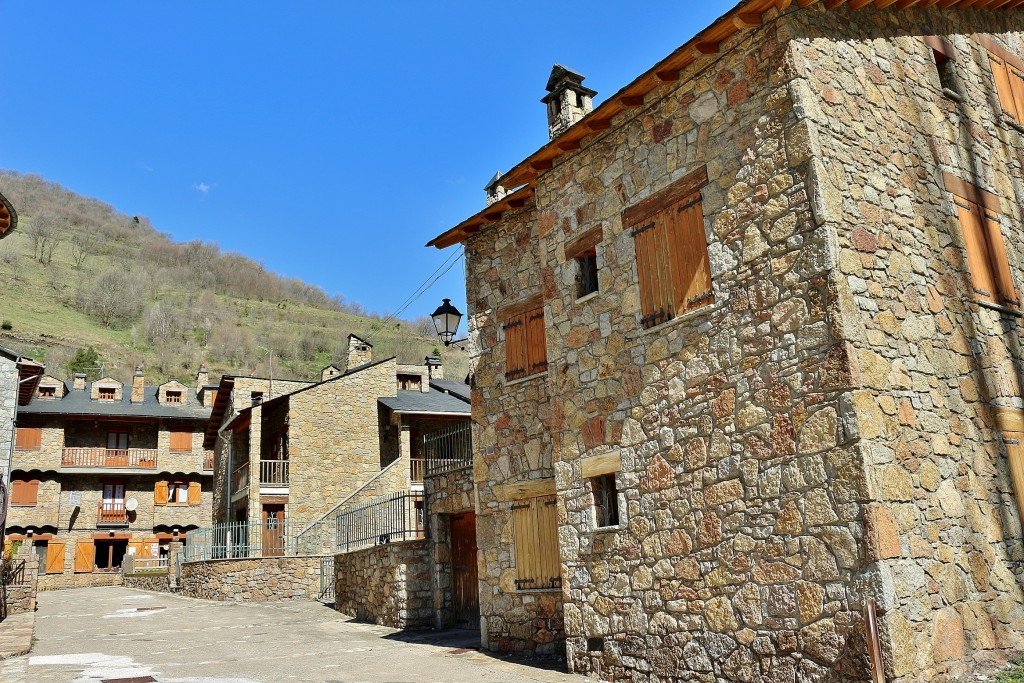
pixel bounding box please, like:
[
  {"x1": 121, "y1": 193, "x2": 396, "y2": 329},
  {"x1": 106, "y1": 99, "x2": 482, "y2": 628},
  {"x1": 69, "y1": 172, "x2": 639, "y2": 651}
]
[
  {"x1": 823, "y1": 0, "x2": 848, "y2": 8},
  {"x1": 557, "y1": 137, "x2": 582, "y2": 152},
  {"x1": 530, "y1": 158, "x2": 554, "y2": 172},
  {"x1": 587, "y1": 118, "x2": 613, "y2": 131},
  {"x1": 848, "y1": 0, "x2": 874, "y2": 7},
  {"x1": 732, "y1": 12, "x2": 764, "y2": 28},
  {"x1": 692, "y1": 41, "x2": 721, "y2": 57},
  {"x1": 796, "y1": 0, "x2": 820, "y2": 6},
  {"x1": 619, "y1": 95, "x2": 646, "y2": 107}
]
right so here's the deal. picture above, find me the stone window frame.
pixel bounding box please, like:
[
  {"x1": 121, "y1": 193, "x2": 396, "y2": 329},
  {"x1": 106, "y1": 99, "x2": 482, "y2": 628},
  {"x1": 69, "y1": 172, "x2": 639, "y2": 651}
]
[
  {"x1": 564, "y1": 225, "x2": 603, "y2": 302},
  {"x1": 580, "y1": 450, "x2": 625, "y2": 533},
  {"x1": 922, "y1": 33, "x2": 963, "y2": 102}
]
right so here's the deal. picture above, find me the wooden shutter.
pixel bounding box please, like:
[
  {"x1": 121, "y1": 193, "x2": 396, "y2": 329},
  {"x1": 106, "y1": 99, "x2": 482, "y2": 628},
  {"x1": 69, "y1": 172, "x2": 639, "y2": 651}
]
[
  {"x1": 188, "y1": 481, "x2": 201, "y2": 506},
  {"x1": 45, "y1": 541, "x2": 65, "y2": 575},
  {"x1": 169, "y1": 429, "x2": 192, "y2": 453},
  {"x1": 955, "y1": 197, "x2": 999, "y2": 304},
  {"x1": 512, "y1": 495, "x2": 561, "y2": 590},
  {"x1": 1005, "y1": 438, "x2": 1024, "y2": 527},
  {"x1": 989, "y1": 52, "x2": 1021, "y2": 123},
  {"x1": 128, "y1": 539, "x2": 145, "y2": 559},
  {"x1": 525, "y1": 308, "x2": 548, "y2": 376},
  {"x1": 154, "y1": 480, "x2": 169, "y2": 506},
  {"x1": 73, "y1": 540, "x2": 94, "y2": 572},
  {"x1": 983, "y1": 210, "x2": 1020, "y2": 307},
  {"x1": 1009, "y1": 63, "x2": 1024, "y2": 124},
  {"x1": 634, "y1": 216, "x2": 668, "y2": 328},
  {"x1": 143, "y1": 537, "x2": 159, "y2": 558},
  {"x1": 15, "y1": 427, "x2": 41, "y2": 450},
  {"x1": 11, "y1": 480, "x2": 38, "y2": 506},
  {"x1": 9, "y1": 481, "x2": 23, "y2": 506},
  {"x1": 504, "y1": 314, "x2": 528, "y2": 381}
]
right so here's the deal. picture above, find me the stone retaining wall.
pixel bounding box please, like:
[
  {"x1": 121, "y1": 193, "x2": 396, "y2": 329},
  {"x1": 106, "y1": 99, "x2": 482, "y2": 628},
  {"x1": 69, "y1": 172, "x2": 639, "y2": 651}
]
[
  {"x1": 123, "y1": 571, "x2": 172, "y2": 593},
  {"x1": 334, "y1": 540, "x2": 432, "y2": 629},
  {"x1": 3, "y1": 585, "x2": 34, "y2": 616},
  {"x1": 39, "y1": 572, "x2": 123, "y2": 591},
  {"x1": 178, "y1": 556, "x2": 323, "y2": 601}
]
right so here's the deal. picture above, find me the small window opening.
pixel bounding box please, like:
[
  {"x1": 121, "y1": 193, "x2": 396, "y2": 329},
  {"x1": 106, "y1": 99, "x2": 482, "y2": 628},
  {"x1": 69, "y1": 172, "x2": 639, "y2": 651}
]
[
  {"x1": 38, "y1": 386, "x2": 56, "y2": 399},
  {"x1": 933, "y1": 50, "x2": 959, "y2": 95},
  {"x1": 576, "y1": 248, "x2": 599, "y2": 299},
  {"x1": 165, "y1": 390, "x2": 182, "y2": 404},
  {"x1": 251, "y1": 391, "x2": 264, "y2": 406},
  {"x1": 591, "y1": 473, "x2": 619, "y2": 528},
  {"x1": 98, "y1": 387, "x2": 116, "y2": 401},
  {"x1": 167, "y1": 481, "x2": 189, "y2": 504},
  {"x1": 575, "y1": 91, "x2": 585, "y2": 108}
]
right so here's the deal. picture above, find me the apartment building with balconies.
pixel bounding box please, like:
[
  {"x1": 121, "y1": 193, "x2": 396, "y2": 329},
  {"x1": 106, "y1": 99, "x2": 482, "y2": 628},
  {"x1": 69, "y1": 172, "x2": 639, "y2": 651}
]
[{"x1": 7, "y1": 367, "x2": 214, "y2": 587}]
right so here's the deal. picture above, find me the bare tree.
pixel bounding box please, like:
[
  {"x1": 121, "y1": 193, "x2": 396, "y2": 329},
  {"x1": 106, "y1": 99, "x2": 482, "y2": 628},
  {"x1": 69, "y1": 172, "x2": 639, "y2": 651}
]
[
  {"x1": 82, "y1": 268, "x2": 145, "y2": 327},
  {"x1": 69, "y1": 233, "x2": 95, "y2": 270},
  {"x1": 25, "y1": 210, "x2": 64, "y2": 264}
]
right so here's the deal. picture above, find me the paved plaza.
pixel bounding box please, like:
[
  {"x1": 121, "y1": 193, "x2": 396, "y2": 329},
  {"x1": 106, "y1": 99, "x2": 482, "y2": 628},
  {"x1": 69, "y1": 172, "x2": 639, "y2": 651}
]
[{"x1": 2, "y1": 587, "x2": 588, "y2": 683}]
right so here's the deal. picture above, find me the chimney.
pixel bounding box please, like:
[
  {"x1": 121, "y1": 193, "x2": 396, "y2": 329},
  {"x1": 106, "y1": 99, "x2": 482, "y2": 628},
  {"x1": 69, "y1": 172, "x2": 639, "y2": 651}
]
[
  {"x1": 131, "y1": 366, "x2": 145, "y2": 403},
  {"x1": 425, "y1": 355, "x2": 443, "y2": 380},
  {"x1": 542, "y1": 64, "x2": 596, "y2": 140},
  {"x1": 73, "y1": 373, "x2": 86, "y2": 391},
  {"x1": 484, "y1": 171, "x2": 509, "y2": 206},
  {"x1": 346, "y1": 334, "x2": 373, "y2": 369},
  {"x1": 195, "y1": 363, "x2": 209, "y2": 391}
]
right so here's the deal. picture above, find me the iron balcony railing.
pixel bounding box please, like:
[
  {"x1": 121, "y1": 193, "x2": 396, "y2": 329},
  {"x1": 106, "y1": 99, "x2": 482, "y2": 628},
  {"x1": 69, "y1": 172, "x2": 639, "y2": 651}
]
[
  {"x1": 232, "y1": 461, "x2": 250, "y2": 495},
  {"x1": 424, "y1": 422, "x2": 473, "y2": 477},
  {"x1": 62, "y1": 447, "x2": 158, "y2": 469},
  {"x1": 97, "y1": 501, "x2": 128, "y2": 526},
  {"x1": 335, "y1": 491, "x2": 425, "y2": 554},
  {"x1": 184, "y1": 519, "x2": 293, "y2": 562},
  {"x1": 260, "y1": 460, "x2": 289, "y2": 486}
]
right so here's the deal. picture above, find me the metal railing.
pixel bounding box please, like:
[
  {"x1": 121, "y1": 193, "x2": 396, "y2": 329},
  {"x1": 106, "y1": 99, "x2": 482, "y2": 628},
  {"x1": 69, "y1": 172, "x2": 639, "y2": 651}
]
[
  {"x1": 424, "y1": 423, "x2": 473, "y2": 476},
  {"x1": 0, "y1": 558, "x2": 26, "y2": 587},
  {"x1": 232, "y1": 461, "x2": 250, "y2": 495},
  {"x1": 260, "y1": 460, "x2": 289, "y2": 486},
  {"x1": 62, "y1": 447, "x2": 158, "y2": 468},
  {"x1": 97, "y1": 501, "x2": 128, "y2": 525},
  {"x1": 335, "y1": 491, "x2": 425, "y2": 554},
  {"x1": 184, "y1": 519, "x2": 293, "y2": 562}
]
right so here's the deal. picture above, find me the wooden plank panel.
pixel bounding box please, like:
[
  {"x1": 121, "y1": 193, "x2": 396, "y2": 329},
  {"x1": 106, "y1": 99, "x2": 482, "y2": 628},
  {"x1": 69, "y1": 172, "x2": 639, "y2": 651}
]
[
  {"x1": 994, "y1": 407, "x2": 1024, "y2": 432},
  {"x1": 1008, "y1": 64, "x2": 1024, "y2": 123},
  {"x1": 45, "y1": 541, "x2": 65, "y2": 574},
  {"x1": 983, "y1": 211, "x2": 1019, "y2": 307},
  {"x1": 653, "y1": 208, "x2": 675, "y2": 323},
  {"x1": 582, "y1": 450, "x2": 623, "y2": 478},
  {"x1": 943, "y1": 173, "x2": 1002, "y2": 214},
  {"x1": 622, "y1": 165, "x2": 709, "y2": 227},
  {"x1": 537, "y1": 496, "x2": 560, "y2": 587},
  {"x1": 955, "y1": 198, "x2": 999, "y2": 304},
  {"x1": 494, "y1": 478, "x2": 556, "y2": 502},
  {"x1": 188, "y1": 481, "x2": 202, "y2": 505},
  {"x1": 15, "y1": 427, "x2": 41, "y2": 450},
  {"x1": 989, "y1": 52, "x2": 1020, "y2": 122},
  {"x1": 1003, "y1": 439, "x2": 1024, "y2": 527},
  {"x1": 683, "y1": 197, "x2": 715, "y2": 310},
  {"x1": 563, "y1": 226, "x2": 604, "y2": 261},
  {"x1": 499, "y1": 294, "x2": 545, "y2": 323},
  {"x1": 526, "y1": 308, "x2": 547, "y2": 376},
  {"x1": 154, "y1": 481, "x2": 169, "y2": 506},
  {"x1": 634, "y1": 221, "x2": 658, "y2": 327},
  {"x1": 512, "y1": 501, "x2": 533, "y2": 586},
  {"x1": 74, "y1": 540, "x2": 94, "y2": 573}
]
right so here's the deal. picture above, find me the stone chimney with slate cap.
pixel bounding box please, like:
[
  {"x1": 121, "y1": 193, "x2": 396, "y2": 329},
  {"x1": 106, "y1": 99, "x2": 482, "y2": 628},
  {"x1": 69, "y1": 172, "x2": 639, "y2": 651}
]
[
  {"x1": 73, "y1": 373, "x2": 86, "y2": 391},
  {"x1": 346, "y1": 334, "x2": 372, "y2": 370},
  {"x1": 485, "y1": 171, "x2": 509, "y2": 206},
  {"x1": 131, "y1": 366, "x2": 145, "y2": 403},
  {"x1": 195, "y1": 363, "x2": 209, "y2": 391},
  {"x1": 543, "y1": 64, "x2": 597, "y2": 139}
]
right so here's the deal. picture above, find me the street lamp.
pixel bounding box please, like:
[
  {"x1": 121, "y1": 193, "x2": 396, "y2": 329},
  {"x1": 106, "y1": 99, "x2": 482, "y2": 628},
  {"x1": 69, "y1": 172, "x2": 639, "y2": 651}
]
[{"x1": 430, "y1": 298, "x2": 465, "y2": 347}]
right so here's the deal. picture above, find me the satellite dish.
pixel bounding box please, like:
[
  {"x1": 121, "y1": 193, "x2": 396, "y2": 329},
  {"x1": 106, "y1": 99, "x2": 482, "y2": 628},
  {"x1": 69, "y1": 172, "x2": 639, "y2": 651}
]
[{"x1": 125, "y1": 498, "x2": 138, "y2": 512}]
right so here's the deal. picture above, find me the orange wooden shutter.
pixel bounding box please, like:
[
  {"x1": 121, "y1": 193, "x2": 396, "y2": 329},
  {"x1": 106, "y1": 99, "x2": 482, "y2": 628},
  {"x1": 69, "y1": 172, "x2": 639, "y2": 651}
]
[
  {"x1": 9, "y1": 481, "x2": 23, "y2": 506},
  {"x1": 1005, "y1": 438, "x2": 1024, "y2": 527},
  {"x1": 188, "y1": 481, "x2": 201, "y2": 505},
  {"x1": 504, "y1": 314, "x2": 528, "y2": 381},
  {"x1": 512, "y1": 495, "x2": 561, "y2": 590},
  {"x1": 525, "y1": 308, "x2": 547, "y2": 376},
  {"x1": 127, "y1": 539, "x2": 145, "y2": 559},
  {"x1": 983, "y1": 210, "x2": 1019, "y2": 307},
  {"x1": 45, "y1": 541, "x2": 65, "y2": 574},
  {"x1": 169, "y1": 429, "x2": 192, "y2": 453},
  {"x1": 669, "y1": 195, "x2": 714, "y2": 314},
  {"x1": 1009, "y1": 64, "x2": 1024, "y2": 124},
  {"x1": 15, "y1": 427, "x2": 41, "y2": 450},
  {"x1": 633, "y1": 218, "x2": 666, "y2": 328},
  {"x1": 955, "y1": 197, "x2": 999, "y2": 304},
  {"x1": 73, "y1": 540, "x2": 94, "y2": 572},
  {"x1": 989, "y1": 52, "x2": 1020, "y2": 123},
  {"x1": 154, "y1": 480, "x2": 169, "y2": 505},
  {"x1": 24, "y1": 480, "x2": 38, "y2": 506}
]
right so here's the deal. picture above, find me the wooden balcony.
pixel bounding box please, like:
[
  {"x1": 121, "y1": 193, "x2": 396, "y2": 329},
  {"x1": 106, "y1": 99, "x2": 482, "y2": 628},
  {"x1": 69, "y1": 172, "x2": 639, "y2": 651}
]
[
  {"x1": 62, "y1": 448, "x2": 158, "y2": 469},
  {"x1": 97, "y1": 502, "x2": 128, "y2": 526},
  {"x1": 411, "y1": 458, "x2": 425, "y2": 483},
  {"x1": 259, "y1": 460, "x2": 289, "y2": 487}
]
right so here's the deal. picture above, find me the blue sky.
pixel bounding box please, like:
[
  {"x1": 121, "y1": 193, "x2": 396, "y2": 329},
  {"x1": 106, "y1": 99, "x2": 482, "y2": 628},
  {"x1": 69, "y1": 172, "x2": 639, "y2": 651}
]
[{"x1": 1, "y1": 1, "x2": 735, "y2": 320}]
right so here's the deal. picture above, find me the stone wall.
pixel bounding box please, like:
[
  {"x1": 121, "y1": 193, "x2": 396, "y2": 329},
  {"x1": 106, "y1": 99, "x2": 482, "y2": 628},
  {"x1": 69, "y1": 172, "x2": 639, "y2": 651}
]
[
  {"x1": 789, "y1": 7, "x2": 1024, "y2": 681},
  {"x1": 2, "y1": 550, "x2": 37, "y2": 617},
  {"x1": 178, "y1": 556, "x2": 323, "y2": 601},
  {"x1": 334, "y1": 540, "x2": 433, "y2": 629},
  {"x1": 0, "y1": 354, "x2": 18, "y2": 486},
  {"x1": 122, "y1": 571, "x2": 171, "y2": 593}
]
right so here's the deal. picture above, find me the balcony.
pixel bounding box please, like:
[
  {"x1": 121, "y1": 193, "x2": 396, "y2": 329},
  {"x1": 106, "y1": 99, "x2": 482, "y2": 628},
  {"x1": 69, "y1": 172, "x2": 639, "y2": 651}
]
[
  {"x1": 259, "y1": 460, "x2": 289, "y2": 487},
  {"x1": 410, "y1": 458, "x2": 425, "y2": 484},
  {"x1": 62, "y1": 448, "x2": 158, "y2": 469},
  {"x1": 203, "y1": 452, "x2": 215, "y2": 470},
  {"x1": 232, "y1": 461, "x2": 250, "y2": 496},
  {"x1": 97, "y1": 501, "x2": 128, "y2": 526}
]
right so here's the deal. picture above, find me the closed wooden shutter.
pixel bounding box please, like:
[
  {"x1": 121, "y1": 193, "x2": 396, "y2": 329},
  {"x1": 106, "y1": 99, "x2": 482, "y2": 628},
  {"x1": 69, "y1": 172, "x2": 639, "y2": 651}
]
[
  {"x1": 989, "y1": 52, "x2": 1021, "y2": 123},
  {"x1": 1009, "y1": 64, "x2": 1024, "y2": 123},
  {"x1": 632, "y1": 193, "x2": 712, "y2": 328},
  {"x1": 1005, "y1": 438, "x2": 1024, "y2": 527},
  {"x1": 74, "y1": 540, "x2": 94, "y2": 573},
  {"x1": 504, "y1": 315, "x2": 528, "y2": 381},
  {"x1": 955, "y1": 197, "x2": 999, "y2": 304},
  {"x1": 11, "y1": 480, "x2": 38, "y2": 506},
  {"x1": 984, "y1": 210, "x2": 1020, "y2": 307},
  {"x1": 154, "y1": 480, "x2": 168, "y2": 506},
  {"x1": 127, "y1": 539, "x2": 145, "y2": 560},
  {"x1": 169, "y1": 429, "x2": 192, "y2": 453},
  {"x1": 188, "y1": 481, "x2": 201, "y2": 506},
  {"x1": 512, "y1": 495, "x2": 561, "y2": 590},
  {"x1": 525, "y1": 308, "x2": 548, "y2": 376},
  {"x1": 15, "y1": 427, "x2": 41, "y2": 451},
  {"x1": 45, "y1": 541, "x2": 65, "y2": 575}
]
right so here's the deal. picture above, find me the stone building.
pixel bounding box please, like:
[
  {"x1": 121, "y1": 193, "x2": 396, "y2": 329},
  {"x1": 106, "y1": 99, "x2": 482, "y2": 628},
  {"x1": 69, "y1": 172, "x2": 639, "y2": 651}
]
[
  {"x1": 209, "y1": 334, "x2": 470, "y2": 543},
  {"x1": 8, "y1": 367, "x2": 214, "y2": 588},
  {"x1": 1, "y1": 344, "x2": 43, "y2": 504},
  {"x1": 427, "y1": 2, "x2": 1024, "y2": 681}
]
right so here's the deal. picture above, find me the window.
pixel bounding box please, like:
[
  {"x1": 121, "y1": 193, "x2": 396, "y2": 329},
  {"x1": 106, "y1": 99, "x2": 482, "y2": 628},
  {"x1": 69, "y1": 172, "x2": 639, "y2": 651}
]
[
  {"x1": 167, "y1": 481, "x2": 190, "y2": 504},
  {"x1": 98, "y1": 387, "x2": 116, "y2": 401},
  {"x1": 511, "y1": 495, "x2": 560, "y2": 590},
  {"x1": 106, "y1": 430, "x2": 129, "y2": 451},
  {"x1": 251, "y1": 391, "x2": 264, "y2": 406},
  {"x1": 397, "y1": 374, "x2": 422, "y2": 391},
  {"x1": 924, "y1": 34, "x2": 959, "y2": 97},
  {"x1": 156, "y1": 480, "x2": 200, "y2": 506},
  {"x1": 624, "y1": 167, "x2": 713, "y2": 329},
  {"x1": 591, "y1": 473, "x2": 619, "y2": 528},
  {"x1": 15, "y1": 427, "x2": 41, "y2": 451},
  {"x1": 37, "y1": 386, "x2": 56, "y2": 399},
  {"x1": 503, "y1": 306, "x2": 547, "y2": 381},
  {"x1": 946, "y1": 175, "x2": 1019, "y2": 308},
  {"x1": 576, "y1": 248, "x2": 599, "y2": 299},
  {"x1": 94, "y1": 539, "x2": 128, "y2": 572},
  {"x1": 165, "y1": 390, "x2": 182, "y2": 404},
  {"x1": 169, "y1": 428, "x2": 192, "y2": 453},
  {"x1": 10, "y1": 479, "x2": 39, "y2": 506},
  {"x1": 981, "y1": 36, "x2": 1024, "y2": 125}
]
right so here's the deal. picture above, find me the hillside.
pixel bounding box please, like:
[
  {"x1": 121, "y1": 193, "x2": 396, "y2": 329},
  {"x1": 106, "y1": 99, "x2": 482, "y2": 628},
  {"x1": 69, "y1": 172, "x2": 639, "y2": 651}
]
[{"x1": 0, "y1": 170, "x2": 467, "y2": 384}]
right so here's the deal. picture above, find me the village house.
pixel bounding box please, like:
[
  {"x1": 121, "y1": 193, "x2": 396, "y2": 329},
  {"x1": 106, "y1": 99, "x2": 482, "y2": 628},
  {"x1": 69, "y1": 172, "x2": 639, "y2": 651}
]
[
  {"x1": 428, "y1": 2, "x2": 1024, "y2": 681},
  {"x1": 8, "y1": 367, "x2": 214, "y2": 587},
  {"x1": 1, "y1": 344, "x2": 43, "y2": 506},
  {"x1": 207, "y1": 334, "x2": 470, "y2": 553}
]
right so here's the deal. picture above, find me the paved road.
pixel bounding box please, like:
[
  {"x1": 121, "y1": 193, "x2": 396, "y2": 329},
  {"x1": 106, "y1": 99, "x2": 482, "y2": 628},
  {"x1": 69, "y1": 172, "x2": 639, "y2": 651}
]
[{"x1": 4, "y1": 587, "x2": 588, "y2": 683}]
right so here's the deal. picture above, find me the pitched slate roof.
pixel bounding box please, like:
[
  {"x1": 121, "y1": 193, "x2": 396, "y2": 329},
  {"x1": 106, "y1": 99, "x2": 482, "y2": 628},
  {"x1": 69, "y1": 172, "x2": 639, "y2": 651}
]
[
  {"x1": 428, "y1": 379, "x2": 471, "y2": 403},
  {"x1": 378, "y1": 388, "x2": 471, "y2": 415},
  {"x1": 20, "y1": 384, "x2": 211, "y2": 420}
]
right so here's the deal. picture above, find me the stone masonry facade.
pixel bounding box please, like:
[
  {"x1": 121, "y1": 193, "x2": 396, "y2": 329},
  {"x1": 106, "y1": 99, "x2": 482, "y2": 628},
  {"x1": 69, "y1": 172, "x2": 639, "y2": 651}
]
[
  {"x1": 451, "y1": 4, "x2": 1024, "y2": 683},
  {"x1": 0, "y1": 354, "x2": 16, "y2": 487},
  {"x1": 178, "y1": 555, "x2": 324, "y2": 601},
  {"x1": 334, "y1": 539, "x2": 433, "y2": 629}
]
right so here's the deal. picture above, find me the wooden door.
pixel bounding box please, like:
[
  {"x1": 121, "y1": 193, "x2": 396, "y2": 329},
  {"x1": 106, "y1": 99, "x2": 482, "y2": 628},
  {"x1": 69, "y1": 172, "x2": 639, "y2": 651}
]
[
  {"x1": 450, "y1": 512, "x2": 479, "y2": 628},
  {"x1": 261, "y1": 504, "x2": 285, "y2": 557}
]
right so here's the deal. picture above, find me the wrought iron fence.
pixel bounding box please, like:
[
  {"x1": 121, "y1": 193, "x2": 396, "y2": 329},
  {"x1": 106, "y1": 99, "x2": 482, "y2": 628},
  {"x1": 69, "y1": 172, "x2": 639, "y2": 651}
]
[
  {"x1": 335, "y1": 491, "x2": 425, "y2": 553},
  {"x1": 318, "y1": 556, "x2": 335, "y2": 602},
  {"x1": 183, "y1": 519, "x2": 293, "y2": 562},
  {"x1": 424, "y1": 422, "x2": 473, "y2": 476},
  {"x1": 0, "y1": 558, "x2": 26, "y2": 587}
]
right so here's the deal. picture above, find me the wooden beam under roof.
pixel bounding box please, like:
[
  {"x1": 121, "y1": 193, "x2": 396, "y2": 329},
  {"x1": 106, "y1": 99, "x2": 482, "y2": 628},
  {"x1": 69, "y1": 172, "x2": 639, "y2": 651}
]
[{"x1": 426, "y1": 185, "x2": 535, "y2": 249}]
